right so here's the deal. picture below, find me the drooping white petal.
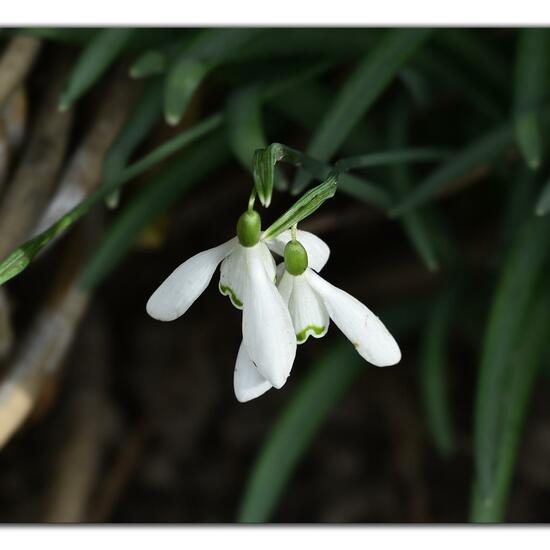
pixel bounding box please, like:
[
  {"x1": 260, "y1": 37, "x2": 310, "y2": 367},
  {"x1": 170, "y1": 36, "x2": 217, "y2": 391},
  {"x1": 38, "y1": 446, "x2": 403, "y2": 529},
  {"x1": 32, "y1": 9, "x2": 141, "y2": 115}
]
[
  {"x1": 146, "y1": 238, "x2": 237, "y2": 321},
  {"x1": 242, "y1": 245, "x2": 297, "y2": 388},
  {"x1": 306, "y1": 270, "x2": 401, "y2": 366},
  {"x1": 282, "y1": 271, "x2": 329, "y2": 344},
  {"x1": 266, "y1": 229, "x2": 330, "y2": 272},
  {"x1": 233, "y1": 342, "x2": 273, "y2": 402},
  {"x1": 219, "y1": 242, "x2": 275, "y2": 309}
]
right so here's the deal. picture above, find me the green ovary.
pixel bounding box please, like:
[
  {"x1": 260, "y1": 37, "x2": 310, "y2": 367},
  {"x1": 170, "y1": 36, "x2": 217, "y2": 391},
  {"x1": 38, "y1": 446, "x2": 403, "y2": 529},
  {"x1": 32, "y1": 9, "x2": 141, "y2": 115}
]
[
  {"x1": 219, "y1": 284, "x2": 243, "y2": 308},
  {"x1": 296, "y1": 325, "x2": 325, "y2": 343}
]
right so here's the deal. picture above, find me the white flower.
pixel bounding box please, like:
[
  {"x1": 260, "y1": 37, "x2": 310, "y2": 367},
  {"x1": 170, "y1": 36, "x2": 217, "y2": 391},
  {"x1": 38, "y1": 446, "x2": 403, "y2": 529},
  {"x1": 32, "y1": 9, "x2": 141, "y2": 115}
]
[
  {"x1": 234, "y1": 236, "x2": 401, "y2": 403},
  {"x1": 146, "y1": 212, "x2": 327, "y2": 392}
]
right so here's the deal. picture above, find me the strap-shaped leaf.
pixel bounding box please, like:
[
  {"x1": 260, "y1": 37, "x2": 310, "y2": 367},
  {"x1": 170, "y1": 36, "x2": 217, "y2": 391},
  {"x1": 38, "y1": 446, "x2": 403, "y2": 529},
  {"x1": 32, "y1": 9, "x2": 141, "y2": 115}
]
[
  {"x1": 471, "y1": 281, "x2": 550, "y2": 522},
  {"x1": 474, "y1": 213, "x2": 550, "y2": 497},
  {"x1": 420, "y1": 287, "x2": 458, "y2": 456},
  {"x1": 391, "y1": 122, "x2": 514, "y2": 216},
  {"x1": 292, "y1": 28, "x2": 433, "y2": 194},
  {"x1": 130, "y1": 49, "x2": 168, "y2": 78},
  {"x1": 58, "y1": 28, "x2": 135, "y2": 110},
  {"x1": 164, "y1": 29, "x2": 261, "y2": 126},
  {"x1": 101, "y1": 78, "x2": 164, "y2": 208},
  {"x1": 514, "y1": 28, "x2": 549, "y2": 170}
]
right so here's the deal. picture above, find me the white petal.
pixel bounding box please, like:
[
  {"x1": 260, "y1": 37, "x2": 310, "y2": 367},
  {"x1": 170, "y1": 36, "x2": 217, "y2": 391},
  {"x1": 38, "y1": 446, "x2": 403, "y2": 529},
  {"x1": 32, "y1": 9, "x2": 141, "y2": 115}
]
[
  {"x1": 242, "y1": 245, "x2": 297, "y2": 388},
  {"x1": 266, "y1": 229, "x2": 330, "y2": 272},
  {"x1": 284, "y1": 271, "x2": 330, "y2": 344},
  {"x1": 306, "y1": 270, "x2": 401, "y2": 366},
  {"x1": 233, "y1": 342, "x2": 273, "y2": 402},
  {"x1": 219, "y1": 242, "x2": 275, "y2": 309},
  {"x1": 146, "y1": 238, "x2": 237, "y2": 321}
]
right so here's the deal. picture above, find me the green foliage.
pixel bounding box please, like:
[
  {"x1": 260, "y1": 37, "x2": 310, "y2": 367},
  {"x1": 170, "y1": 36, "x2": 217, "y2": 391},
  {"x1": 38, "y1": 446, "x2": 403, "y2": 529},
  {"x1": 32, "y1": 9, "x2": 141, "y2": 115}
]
[
  {"x1": 514, "y1": 29, "x2": 549, "y2": 170},
  {"x1": 292, "y1": 28, "x2": 434, "y2": 193},
  {"x1": 473, "y1": 213, "x2": 550, "y2": 499},
  {"x1": 59, "y1": 28, "x2": 135, "y2": 110}
]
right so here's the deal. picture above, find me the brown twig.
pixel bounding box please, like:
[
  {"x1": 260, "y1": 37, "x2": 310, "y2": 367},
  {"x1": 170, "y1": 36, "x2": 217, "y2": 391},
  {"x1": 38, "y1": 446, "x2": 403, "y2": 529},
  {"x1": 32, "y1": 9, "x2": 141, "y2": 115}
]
[
  {"x1": 0, "y1": 289, "x2": 13, "y2": 362},
  {"x1": 0, "y1": 232, "x2": 91, "y2": 450},
  {"x1": 1, "y1": 85, "x2": 27, "y2": 151},
  {"x1": 35, "y1": 67, "x2": 139, "y2": 234},
  {"x1": 87, "y1": 422, "x2": 148, "y2": 523},
  {"x1": 0, "y1": 36, "x2": 41, "y2": 107},
  {"x1": 42, "y1": 314, "x2": 109, "y2": 523},
  {"x1": 0, "y1": 61, "x2": 73, "y2": 260}
]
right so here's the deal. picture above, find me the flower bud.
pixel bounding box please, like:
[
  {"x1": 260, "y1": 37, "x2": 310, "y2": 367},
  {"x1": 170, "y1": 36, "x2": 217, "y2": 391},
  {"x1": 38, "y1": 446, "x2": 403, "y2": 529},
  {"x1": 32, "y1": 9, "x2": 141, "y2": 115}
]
[
  {"x1": 237, "y1": 210, "x2": 261, "y2": 247},
  {"x1": 284, "y1": 240, "x2": 308, "y2": 276}
]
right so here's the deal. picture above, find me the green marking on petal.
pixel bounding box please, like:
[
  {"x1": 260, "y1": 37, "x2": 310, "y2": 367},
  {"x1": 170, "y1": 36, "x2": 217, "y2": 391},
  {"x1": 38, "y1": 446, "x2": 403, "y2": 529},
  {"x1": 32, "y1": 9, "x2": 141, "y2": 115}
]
[
  {"x1": 296, "y1": 325, "x2": 326, "y2": 343},
  {"x1": 219, "y1": 283, "x2": 243, "y2": 309}
]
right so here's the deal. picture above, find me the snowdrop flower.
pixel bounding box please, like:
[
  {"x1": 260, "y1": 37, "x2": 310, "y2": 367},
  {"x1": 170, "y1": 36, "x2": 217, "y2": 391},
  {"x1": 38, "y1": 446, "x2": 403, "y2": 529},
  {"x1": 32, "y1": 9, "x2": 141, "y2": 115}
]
[
  {"x1": 146, "y1": 209, "x2": 327, "y2": 392},
  {"x1": 234, "y1": 236, "x2": 401, "y2": 402}
]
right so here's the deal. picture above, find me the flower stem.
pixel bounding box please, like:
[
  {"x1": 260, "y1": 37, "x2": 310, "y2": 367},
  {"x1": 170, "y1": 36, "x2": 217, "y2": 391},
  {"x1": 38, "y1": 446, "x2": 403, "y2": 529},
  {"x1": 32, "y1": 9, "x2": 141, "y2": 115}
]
[
  {"x1": 291, "y1": 224, "x2": 297, "y2": 241},
  {"x1": 248, "y1": 188, "x2": 257, "y2": 211}
]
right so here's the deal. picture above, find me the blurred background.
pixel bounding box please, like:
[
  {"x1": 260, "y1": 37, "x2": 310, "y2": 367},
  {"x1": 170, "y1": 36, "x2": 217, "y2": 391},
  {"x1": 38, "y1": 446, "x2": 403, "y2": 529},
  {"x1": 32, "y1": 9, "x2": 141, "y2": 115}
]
[{"x1": 0, "y1": 27, "x2": 549, "y2": 523}]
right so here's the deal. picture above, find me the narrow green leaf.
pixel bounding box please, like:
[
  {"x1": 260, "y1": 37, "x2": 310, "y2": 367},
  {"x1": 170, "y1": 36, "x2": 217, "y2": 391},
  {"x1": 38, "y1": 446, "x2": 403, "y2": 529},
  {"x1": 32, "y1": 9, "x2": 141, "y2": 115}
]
[
  {"x1": 391, "y1": 123, "x2": 514, "y2": 217},
  {"x1": 102, "y1": 78, "x2": 164, "y2": 208},
  {"x1": 415, "y1": 50, "x2": 503, "y2": 122},
  {"x1": 514, "y1": 28, "x2": 549, "y2": 170},
  {"x1": 58, "y1": 28, "x2": 135, "y2": 110},
  {"x1": 471, "y1": 282, "x2": 550, "y2": 522},
  {"x1": 226, "y1": 85, "x2": 287, "y2": 198},
  {"x1": 387, "y1": 100, "x2": 442, "y2": 271},
  {"x1": 436, "y1": 29, "x2": 509, "y2": 94},
  {"x1": 164, "y1": 29, "x2": 261, "y2": 126},
  {"x1": 164, "y1": 58, "x2": 211, "y2": 126},
  {"x1": 263, "y1": 174, "x2": 338, "y2": 241},
  {"x1": 0, "y1": 116, "x2": 222, "y2": 286},
  {"x1": 79, "y1": 133, "x2": 228, "y2": 291},
  {"x1": 335, "y1": 147, "x2": 450, "y2": 172},
  {"x1": 238, "y1": 341, "x2": 363, "y2": 522},
  {"x1": 535, "y1": 176, "x2": 550, "y2": 216},
  {"x1": 474, "y1": 213, "x2": 550, "y2": 496},
  {"x1": 129, "y1": 49, "x2": 168, "y2": 78},
  {"x1": 227, "y1": 86, "x2": 266, "y2": 171},
  {"x1": 420, "y1": 287, "x2": 458, "y2": 456},
  {"x1": 292, "y1": 28, "x2": 433, "y2": 194}
]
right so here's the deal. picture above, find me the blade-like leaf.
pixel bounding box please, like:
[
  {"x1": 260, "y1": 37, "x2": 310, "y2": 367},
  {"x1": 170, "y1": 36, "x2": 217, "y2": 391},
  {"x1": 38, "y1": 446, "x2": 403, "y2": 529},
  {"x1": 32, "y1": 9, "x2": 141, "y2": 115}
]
[
  {"x1": 387, "y1": 99, "x2": 443, "y2": 271},
  {"x1": 292, "y1": 28, "x2": 433, "y2": 193},
  {"x1": 514, "y1": 28, "x2": 549, "y2": 170},
  {"x1": 58, "y1": 28, "x2": 135, "y2": 110},
  {"x1": 391, "y1": 122, "x2": 514, "y2": 216},
  {"x1": 130, "y1": 49, "x2": 168, "y2": 79},
  {"x1": 226, "y1": 85, "x2": 287, "y2": 200},
  {"x1": 164, "y1": 29, "x2": 261, "y2": 126},
  {"x1": 164, "y1": 57, "x2": 211, "y2": 126},
  {"x1": 420, "y1": 287, "x2": 458, "y2": 456},
  {"x1": 101, "y1": 78, "x2": 164, "y2": 208},
  {"x1": 471, "y1": 282, "x2": 550, "y2": 522},
  {"x1": 474, "y1": 213, "x2": 550, "y2": 496},
  {"x1": 336, "y1": 147, "x2": 450, "y2": 172}
]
